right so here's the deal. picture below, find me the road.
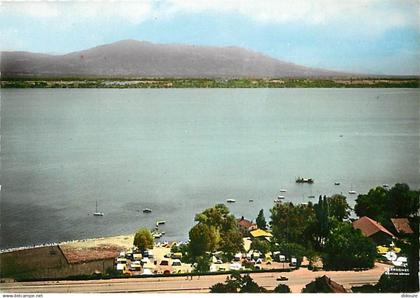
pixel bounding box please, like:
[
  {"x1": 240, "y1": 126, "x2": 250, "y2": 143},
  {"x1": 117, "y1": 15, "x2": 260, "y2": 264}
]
[{"x1": 1, "y1": 263, "x2": 389, "y2": 293}]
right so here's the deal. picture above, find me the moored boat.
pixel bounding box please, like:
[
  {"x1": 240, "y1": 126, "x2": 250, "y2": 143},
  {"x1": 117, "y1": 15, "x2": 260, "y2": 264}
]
[
  {"x1": 93, "y1": 201, "x2": 104, "y2": 216},
  {"x1": 296, "y1": 177, "x2": 314, "y2": 183},
  {"x1": 226, "y1": 199, "x2": 236, "y2": 203},
  {"x1": 142, "y1": 208, "x2": 152, "y2": 213}
]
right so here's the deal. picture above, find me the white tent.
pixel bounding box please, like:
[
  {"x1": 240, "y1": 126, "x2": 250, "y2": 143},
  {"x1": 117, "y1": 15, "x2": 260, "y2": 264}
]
[
  {"x1": 141, "y1": 268, "x2": 154, "y2": 275},
  {"x1": 116, "y1": 263, "x2": 126, "y2": 271}
]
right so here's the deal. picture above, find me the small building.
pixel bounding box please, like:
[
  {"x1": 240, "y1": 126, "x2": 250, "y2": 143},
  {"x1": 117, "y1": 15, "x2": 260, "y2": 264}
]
[
  {"x1": 237, "y1": 216, "x2": 257, "y2": 237},
  {"x1": 250, "y1": 229, "x2": 273, "y2": 242},
  {"x1": 390, "y1": 218, "x2": 413, "y2": 236},
  {"x1": 352, "y1": 216, "x2": 395, "y2": 245}
]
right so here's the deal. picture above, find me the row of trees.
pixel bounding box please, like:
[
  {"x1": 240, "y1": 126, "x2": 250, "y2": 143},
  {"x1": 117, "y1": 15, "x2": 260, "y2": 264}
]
[
  {"x1": 353, "y1": 183, "x2": 419, "y2": 292},
  {"x1": 270, "y1": 194, "x2": 376, "y2": 270}
]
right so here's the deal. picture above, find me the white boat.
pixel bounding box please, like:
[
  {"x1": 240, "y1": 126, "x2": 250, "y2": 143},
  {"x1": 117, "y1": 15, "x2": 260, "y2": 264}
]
[
  {"x1": 93, "y1": 201, "x2": 104, "y2": 216},
  {"x1": 279, "y1": 189, "x2": 287, "y2": 193},
  {"x1": 348, "y1": 184, "x2": 357, "y2": 194},
  {"x1": 156, "y1": 220, "x2": 166, "y2": 225},
  {"x1": 153, "y1": 232, "x2": 162, "y2": 239},
  {"x1": 226, "y1": 199, "x2": 236, "y2": 203},
  {"x1": 382, "y1": 184, "x2": 390, "y2": 188},
  {"x1": 277, "y1": 195, "x2": 285, "y2": 200},
  {"x1": 142, "y1": 208, "x2": 152, "y2": 213},
  {"x1": 334, "y1": 182, "x2": 341, "y2": 185}
]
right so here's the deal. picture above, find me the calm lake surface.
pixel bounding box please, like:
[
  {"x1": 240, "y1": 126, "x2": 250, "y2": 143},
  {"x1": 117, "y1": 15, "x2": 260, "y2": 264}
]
[{"x1": 1, "y1": 88, "x2": 419, "y2": 249}]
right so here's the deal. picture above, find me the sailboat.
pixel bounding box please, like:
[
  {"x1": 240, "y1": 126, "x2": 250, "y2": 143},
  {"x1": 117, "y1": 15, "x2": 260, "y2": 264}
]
[
  {"x1": 348, "y1": 184, "x2": 357, "y2": 195},
  {"x1": 93, "y1": 200, "x2": 104, "y2": 216}
]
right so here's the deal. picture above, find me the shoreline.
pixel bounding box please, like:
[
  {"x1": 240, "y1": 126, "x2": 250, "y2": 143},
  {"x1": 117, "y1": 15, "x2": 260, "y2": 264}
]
[
  {"x1": 0, "y1": 233, "x2": 136, "y2": 254},
  {"x1": 1, "y1": 77, "x2": 419, "y2": 88}
]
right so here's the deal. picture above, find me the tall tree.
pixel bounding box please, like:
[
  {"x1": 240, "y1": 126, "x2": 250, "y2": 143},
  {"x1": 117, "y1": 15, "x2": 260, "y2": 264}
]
[
  {"x1": 354, "y1": 187, "x2": 390, "y2": 224},
  {"x1": 388, "y1": 183, "x2": 419, "y2": 218},
  {"x1": 133, "y1": 228, "x2": 154, "y2": 252},
  {"x1": 190, "y1": 204, "x2": 243, "y2": 260},
  {"x1": 256, "y1": 209, "x2": 267, "y2": 230},
  {"x1": 328, "y1": 194, "x2": 351, "y2": 221},
  {"x1": 323, "y1": 222, "x2": 376, "y2": 270},
  {"x1": 270, "y1": 202, "x2": 315, "y2": 246},
  {"x1": 189, "y1": 223, "x2": 218, "y2": 257}
]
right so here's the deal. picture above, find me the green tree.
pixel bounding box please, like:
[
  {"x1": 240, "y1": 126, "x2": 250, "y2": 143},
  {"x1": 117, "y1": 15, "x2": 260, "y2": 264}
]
[
  {"x1": 388, "y1": 183, "x2": 419, "y2": 218},
  {"x1": 273, "y1": 284, "x2": 291, "y2": 293},
  {"x1": 193, "y1": 255, "x2": 211, "y2": 273},
  {"x1": 375, "y1": 273, "x2": 415, "y2": 293},
  {"x1": 209, "y1": 272, "x2": 267, "y2": 293},
  {"x1": 189, "y1": 223, "x2": 218, "y2": 257},
  {"x1": 311, "y1": 195, "x2": 330, "y2": 250},
  {"x1": 270, "y1": 202, "x2": 314, "y2": 246},
  {"x1": 191, "y1": 204, "x2": 243, "y2": 261},
  {"x1": 133, "y1": 228, "x2": 154, "y2": 252},
  {"x1": 250, "y1": 238, "x2": 270, "y2": 255},
  {"x1": 354, "y1": 186, "x2": 391, "y2": 224},
  {"x1": 354, "y1": 183, "x2": 419, "y2": 230},
  {"x1": 328, "y1": 194, "x2": 351, "y2": 221},
  {"x1": 323, "y1": 222, "x2": 376, "y2": 270},
  {"x1": 256, "y1": 209, "x2": 267, "y2": 230},
  {"x1": 219, "y1": 229, "x2": 244, "y2": 260}
]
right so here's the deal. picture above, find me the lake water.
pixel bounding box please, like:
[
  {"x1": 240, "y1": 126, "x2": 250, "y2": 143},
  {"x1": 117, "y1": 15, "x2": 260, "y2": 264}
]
[{"x1": 1, "y1": 88, "x2": 419, "y2": 249}]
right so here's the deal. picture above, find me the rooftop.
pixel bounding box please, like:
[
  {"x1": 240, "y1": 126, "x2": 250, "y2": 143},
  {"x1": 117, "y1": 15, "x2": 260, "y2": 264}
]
[
  {"x1": 352, "y1": 216, "x2": 395, "y2": 238},
  {"x1": 237, "y1": 217, "x2": 256, "y2": 229},
  {"x1": 250, "y1": 229, "x2": 273, "y2": 238},
  {"x1": 391, "y1": 218, "x2": 413, "y2": 234}
]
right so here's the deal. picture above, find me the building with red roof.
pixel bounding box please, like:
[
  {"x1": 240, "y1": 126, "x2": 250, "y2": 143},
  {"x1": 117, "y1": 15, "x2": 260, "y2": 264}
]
[
  {"x1": 237, "y1": 216, "x2": 257, "y2": 237},
  {"x1": 391, "y1": 218, "x2": 413, "y2": 235},
  {"x1": 352, "y1": 216, "x2": 395, "y2": 245}
]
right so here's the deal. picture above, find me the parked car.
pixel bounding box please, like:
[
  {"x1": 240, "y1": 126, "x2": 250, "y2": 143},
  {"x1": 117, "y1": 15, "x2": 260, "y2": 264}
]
[
  {"x1": 160, "y1": 259, "x2": 170, "y2": 266},
  {"x1": 172, "y1": 259, "x2": 182, "y2": 266}
]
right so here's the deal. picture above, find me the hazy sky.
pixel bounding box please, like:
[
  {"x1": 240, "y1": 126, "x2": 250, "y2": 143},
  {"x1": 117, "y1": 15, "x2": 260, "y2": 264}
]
[{"x1": 1, "y1": 0, "x2": 419, "y2": 75}]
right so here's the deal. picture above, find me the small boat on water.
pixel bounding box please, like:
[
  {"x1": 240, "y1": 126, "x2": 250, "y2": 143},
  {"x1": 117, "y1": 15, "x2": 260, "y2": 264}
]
[
  {"x1": 334, "y1": 182, "x2": 341, "y2": 185},
  {"x1": 152, "y1": 232, "x2": 162, "y2": 239},
  {"x1": 156, "y1": 220, "x2": 166, "y2": 225},
  {"x1": 142, "y1": 208, "x2": 152, "y2": 213},
  {"x1": 249, "y1": 199, "x2": 254, "y2": 202},
  {"x1": 274, "y1": 199, "x2": 283, "y2": 203},
  {"x1": 308, "y1": 195, "x2": 315, "y2": 199},
  {"x1": 382, "y1": 184, "x2": 390, "y2": 188},
  {"x1": 296, "y1": 177, "x2": 314, "y2": 184},
  {"x1": 277, "y1": 195, "x2": 285, "y2": 200},
  {"x1": 348, "y1": 184, "x2": 357, "y2": 194},
  {"x1": 279, "y1": 189, "x2": 287, "y2": 193},
  {"x1": 93, "y1": 201, "x2": 104, "y2": 216},
  {"x1": 226, "y1": 199, "x2": 236, "y2": 203}
]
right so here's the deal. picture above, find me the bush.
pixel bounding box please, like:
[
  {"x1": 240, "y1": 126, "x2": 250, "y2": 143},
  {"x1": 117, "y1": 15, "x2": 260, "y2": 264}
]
[{"x1": 273, "y1": 283, "x2": 291, "y2": 293}]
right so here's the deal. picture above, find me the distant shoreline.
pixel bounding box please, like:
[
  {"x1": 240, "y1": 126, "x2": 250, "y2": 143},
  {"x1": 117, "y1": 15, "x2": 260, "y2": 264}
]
[{"x1": 1, "y1": 77, "x2": 419, "y2": 88}]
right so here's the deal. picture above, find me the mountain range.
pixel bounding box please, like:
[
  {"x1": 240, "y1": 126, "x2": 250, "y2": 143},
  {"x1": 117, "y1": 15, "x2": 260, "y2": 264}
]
[{"x1": 1, "y1": 39, "x2": 347, "y2": 78}]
